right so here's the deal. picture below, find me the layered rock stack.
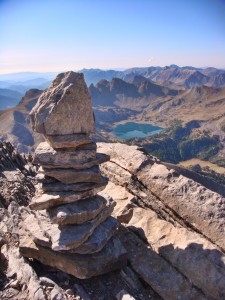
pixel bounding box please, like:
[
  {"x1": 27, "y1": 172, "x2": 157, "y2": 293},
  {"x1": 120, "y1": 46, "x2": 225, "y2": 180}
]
[{"x1": 19, "y1": 71, "x2": 127, "y2": 279}]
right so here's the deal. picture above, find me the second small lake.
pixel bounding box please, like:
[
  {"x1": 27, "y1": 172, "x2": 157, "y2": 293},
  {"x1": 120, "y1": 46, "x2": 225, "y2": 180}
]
[{"x1": 110, "y1": 122, "x2": 163, "y2": 140}]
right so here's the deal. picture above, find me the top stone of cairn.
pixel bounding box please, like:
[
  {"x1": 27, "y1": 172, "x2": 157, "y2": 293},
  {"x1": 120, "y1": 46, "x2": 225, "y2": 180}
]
[{"x1": 30, "y1": 71, "x2": 95, "y2": 135}]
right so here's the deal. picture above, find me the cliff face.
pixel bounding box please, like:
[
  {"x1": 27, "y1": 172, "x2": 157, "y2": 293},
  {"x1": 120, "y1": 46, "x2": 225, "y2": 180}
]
[{"x1": 0, "y1": 141, "x2": 225, "y2": 299}]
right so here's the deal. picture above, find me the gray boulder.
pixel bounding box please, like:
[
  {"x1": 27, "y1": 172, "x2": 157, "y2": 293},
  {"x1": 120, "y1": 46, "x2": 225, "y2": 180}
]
[{"x1": 30, "y1": 72, "x2": 95, "y2": 135}]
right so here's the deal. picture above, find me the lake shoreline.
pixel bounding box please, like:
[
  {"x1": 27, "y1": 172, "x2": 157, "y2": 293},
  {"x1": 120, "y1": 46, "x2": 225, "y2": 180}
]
[
  {"x1": 110, "y1": 121, "x2": 163, "y2": 140},
  {"x1": 111, "y1": 118, "x2": 164, "y2": 128}
]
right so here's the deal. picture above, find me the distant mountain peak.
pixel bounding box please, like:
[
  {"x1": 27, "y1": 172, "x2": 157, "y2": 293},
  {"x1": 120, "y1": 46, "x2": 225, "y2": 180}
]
[{"x1": 169, "y1": 64, "x2": 180, "y2": 68}]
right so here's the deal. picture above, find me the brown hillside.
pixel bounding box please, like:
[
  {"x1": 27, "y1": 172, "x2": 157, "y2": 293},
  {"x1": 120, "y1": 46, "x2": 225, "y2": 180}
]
[
  {"x1": 141, "y1": 85, "x2": 225, "y2": 125},
  {"x1": 0, "y1": 89, "x2": 43, "y2": 152}
]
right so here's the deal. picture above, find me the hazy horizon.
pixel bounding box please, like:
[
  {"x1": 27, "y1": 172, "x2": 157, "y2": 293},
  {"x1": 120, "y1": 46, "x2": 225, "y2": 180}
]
[
  {"x1": 1, "y1": 64, "x2": 225, "y2": 77},
  {"x1": 1, "y1": 0, "x2": 225, "y2": 74}
]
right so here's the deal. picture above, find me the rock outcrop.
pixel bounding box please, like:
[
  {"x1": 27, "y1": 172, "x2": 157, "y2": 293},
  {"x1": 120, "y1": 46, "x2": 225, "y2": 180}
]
[
  {"x1": 1, "y1": 139, "x2": 225, "y2": 299},
  {"x1": 0, "y1": 141, "x2": 36, "y2": 208},
  {"x1": 99, "y1": 142, "x2": 225, "y2": 300},
  {"x1": 20, "y1": 71, "x2": 127, "y2": 279},
  {"x1": 30, "y1": 72, "x2": 95, "y2": 135},
  {"x1": 1, "y1": 71, "x2": 225, "y2": 299}
]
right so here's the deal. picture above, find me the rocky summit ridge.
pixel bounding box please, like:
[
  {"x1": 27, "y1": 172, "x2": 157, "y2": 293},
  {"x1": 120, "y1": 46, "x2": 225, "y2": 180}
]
[
  {"x1": 0, "y1": 140, "x2": 225, "y2": 299},
  {"x1": 0, "y1": 71, "x2": 224, "y2": 300},
  {"x1": 98, "y1": 142, "x2": 225, "y2": 299}
]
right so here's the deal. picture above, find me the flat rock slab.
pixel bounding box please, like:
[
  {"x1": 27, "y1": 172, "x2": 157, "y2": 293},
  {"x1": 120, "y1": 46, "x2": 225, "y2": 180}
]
[
  {"x1": 19, "y1": 230, "x2": 127, "y2": 279},
  {"x1": 137, "y1": 163, "x2": 225, "y2": 250},
  {"x1": 119, "y1": 228, "x2": 206, "y2": 300},
  {"x1": 33, "y1": 141, "x2": 96, "y2": 167},
  {"x1": 21, "y1": 209, "x2": 119, "y2": 255},
  {"x1": 41, "y1": 153, "x2": 110, "y2": 169},
  {"x1": 97, "y1": 142, "x2": 155, "y2": 173},
  {"x1": 45, "y1": 134, "x2": 92, "y2": 149},
  {"x1": 36, "y1": 203, "x2": 115, "y2": 251},
  {"x1": 47, "y1": 195, "x2": 109, "y2": 225},
  {"x1": 41, "y1": 180, "x2": 105, "y2": 193},
  {"x1": 30, "y1": 182, "x2": 108, "y2": 210},
  {"x1": 127, "y1": 207, "x2": 225, "y2": 299},
  {"x1": 40, "y1": 166, "x2": 104, "y2": 184},
  {"x1": 69, "y1": 216, "x2": 119, "y2": 254},
  {"x1": 30, "y1": 72, "x2": 95, "y2": 135}
]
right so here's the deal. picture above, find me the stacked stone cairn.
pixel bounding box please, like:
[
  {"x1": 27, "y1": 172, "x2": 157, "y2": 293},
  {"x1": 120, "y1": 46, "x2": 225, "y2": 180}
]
[{"x1": 19, "y1": 71, "x2": 127, "y2": 279}]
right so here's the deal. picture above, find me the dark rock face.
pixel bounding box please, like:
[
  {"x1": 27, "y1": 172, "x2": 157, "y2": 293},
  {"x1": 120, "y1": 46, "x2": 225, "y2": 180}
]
[{"x1": 0, "y1": 141, "x2": 36, "y2": 208}]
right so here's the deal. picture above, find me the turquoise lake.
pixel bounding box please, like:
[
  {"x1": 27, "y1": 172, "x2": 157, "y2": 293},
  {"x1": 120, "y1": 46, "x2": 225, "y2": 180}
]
[{"x1": 110, "y1": 122, "x2": 163, "y2": 140}]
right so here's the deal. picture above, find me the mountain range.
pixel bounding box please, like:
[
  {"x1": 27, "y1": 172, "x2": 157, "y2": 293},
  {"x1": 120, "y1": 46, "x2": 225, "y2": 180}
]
[
  {"x1": 0, "y1": 65, "x2": 225, "y2": 110},
  {"x1": 90, "y1": 76, "x2": 225, "y2": 125},
  {"x1": 1, "y1": 68, "x2": 225, "y2": 300},
  {"x1": 83, "y1": 65, "x2": 225, "y2": 88},
  {"x1": 90, "y1": 76, "x2": 180, "y2": 109},
  {"x1": 1, "y1": 74, "x2": 225, "y2": 157},
  {"x1": 0, "y1": 65, "x2": 225, "y2": 171}
]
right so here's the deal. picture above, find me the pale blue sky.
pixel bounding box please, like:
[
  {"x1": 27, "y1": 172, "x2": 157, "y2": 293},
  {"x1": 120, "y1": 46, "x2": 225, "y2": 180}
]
[{"x1": 0, "y1": 0, "x2": 225, "y2": 74}]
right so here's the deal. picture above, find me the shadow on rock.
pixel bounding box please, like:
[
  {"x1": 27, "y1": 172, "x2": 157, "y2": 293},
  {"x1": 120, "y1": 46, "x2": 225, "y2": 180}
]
[
  {"x1": 125, "y1": 224, "x2": 225, "y2": 300},
  {"x1": 0, "y1": 253, "x2": 9, "y2": 291},
  {"x1": 158, "y1": 242, "x2": 225, "y2": 300}
]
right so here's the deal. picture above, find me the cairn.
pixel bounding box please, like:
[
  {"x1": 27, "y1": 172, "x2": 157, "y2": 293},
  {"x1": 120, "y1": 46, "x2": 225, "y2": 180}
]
[{"x1": 19, "y1": 71, "x2": 126, "y2": 279}]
